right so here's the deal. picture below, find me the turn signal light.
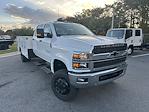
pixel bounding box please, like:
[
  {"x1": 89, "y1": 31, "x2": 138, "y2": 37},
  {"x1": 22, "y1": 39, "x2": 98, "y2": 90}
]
[{"x1": 72, "y1": 63, "x2": 80, "y2": 68}]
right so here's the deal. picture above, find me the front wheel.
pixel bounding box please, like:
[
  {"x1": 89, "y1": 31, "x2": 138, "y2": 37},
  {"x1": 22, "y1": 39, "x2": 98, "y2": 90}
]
[
  {"x1": 51, "y1": 69, "x2": 78, "y2": 101},
  {"x1": 127, "y1": 46, "x2": 134, "y2": 55}
]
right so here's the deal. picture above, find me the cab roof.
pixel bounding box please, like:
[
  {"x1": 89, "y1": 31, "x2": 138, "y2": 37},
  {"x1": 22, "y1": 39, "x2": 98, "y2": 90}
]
[{"x1": 110, "y1": 28, "x2": 142, "y2": 30}]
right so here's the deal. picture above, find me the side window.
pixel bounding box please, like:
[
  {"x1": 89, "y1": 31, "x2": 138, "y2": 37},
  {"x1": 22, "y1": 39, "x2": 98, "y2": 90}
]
[
  {"x1": 135, "y1": 30, "x2": 141, "y2": 36},
  {"x1": 36, "y1": 25, "x2": 44, "y2": 38},
  {"x1": 36, "y1": 29, "x2": 44, "y2": 38},
  {"x1": 125, "y1": 30, "x2": 132, "y2": 39},
  {"x1": 44, "y1": 24, "x2": 52, "y2": 38}
]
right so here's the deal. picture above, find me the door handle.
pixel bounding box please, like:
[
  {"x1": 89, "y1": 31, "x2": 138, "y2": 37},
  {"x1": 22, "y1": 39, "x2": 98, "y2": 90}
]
[{"x1": 39, "y1": 40, "x2": 42, "y2": 42}]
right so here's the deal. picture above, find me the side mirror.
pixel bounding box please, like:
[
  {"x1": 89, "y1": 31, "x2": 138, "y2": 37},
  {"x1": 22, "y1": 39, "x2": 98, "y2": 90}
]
[
  {"x1": 37, "y1": 29, "x2": 44, "y2": 38},
  {"x1": 47, "y1": 33, "x2": 53, "y2": 38}
]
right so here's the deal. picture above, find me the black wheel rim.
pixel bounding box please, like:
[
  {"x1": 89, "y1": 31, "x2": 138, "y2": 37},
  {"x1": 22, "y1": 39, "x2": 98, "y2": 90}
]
[{"x1": 54, "y1": 77, "x2": 70, "y2": 95}]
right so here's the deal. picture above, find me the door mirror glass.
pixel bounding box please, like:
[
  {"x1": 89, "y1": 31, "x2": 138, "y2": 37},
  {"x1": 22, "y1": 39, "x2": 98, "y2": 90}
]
[
  {"x1": 37, "y1": 29, "x2": 44, "y2": 38},
  {"x1": 125, "y1": 30, "x2": 132, "y2": 39}
]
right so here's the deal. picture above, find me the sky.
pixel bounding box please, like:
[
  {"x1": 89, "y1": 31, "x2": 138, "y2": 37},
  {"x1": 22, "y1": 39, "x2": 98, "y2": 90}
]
[{"x1": 0, "y1": 0, "x2": 116, "y2": 30}]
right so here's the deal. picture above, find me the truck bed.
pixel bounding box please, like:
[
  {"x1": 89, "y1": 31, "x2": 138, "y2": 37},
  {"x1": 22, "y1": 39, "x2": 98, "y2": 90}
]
[{"x1": 17, "y1": 36, "x2": 33, "y2": 58}]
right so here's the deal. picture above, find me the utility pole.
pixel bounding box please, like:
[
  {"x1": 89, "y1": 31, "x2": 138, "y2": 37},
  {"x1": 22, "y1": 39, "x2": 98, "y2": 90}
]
[
  {"x1": 58, "y1": 8, "x2": 60, "y2": 19},
  {"x1": 111, "y1": 10, "x2": 115, "y2": 29}
]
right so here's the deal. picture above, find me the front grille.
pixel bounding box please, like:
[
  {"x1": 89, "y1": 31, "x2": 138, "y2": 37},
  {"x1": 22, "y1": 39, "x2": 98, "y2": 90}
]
[
  {"x1": 99, "y1": 70, "x2": 123, "y2": 81},
  {"x1": 93, "y1": 44, "x2": 127, "y2": 54},
  {"x1": 94, "y1": 57, "x2": 126, "y2": 68}
]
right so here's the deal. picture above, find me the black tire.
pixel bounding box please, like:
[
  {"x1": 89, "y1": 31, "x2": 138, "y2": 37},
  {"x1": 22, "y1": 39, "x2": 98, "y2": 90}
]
[
  {"x1": 0, "y1": 44, "x2": 7, "y2": 50},
  {"x1": 21, "y1": 53, "x2": 30, "y2": 62},
  {"x1": 139, "y1": 45, "x2": 143, "y2": 50},
  {"x1": 51, "y1": 69, "x2": 78, "y2": 101}
]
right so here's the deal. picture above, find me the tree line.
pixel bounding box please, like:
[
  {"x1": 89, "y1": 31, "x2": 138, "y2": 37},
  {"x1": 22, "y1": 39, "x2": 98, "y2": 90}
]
[
  {"x1": 0, "y1": 27, "x2": 34, "y2": 39},
  {"x1": 58, "y1": 0, "x2": 149, "y2": 35},
  {"x1": 1, "y1": 0, "x2": 149, "y2": 37}
]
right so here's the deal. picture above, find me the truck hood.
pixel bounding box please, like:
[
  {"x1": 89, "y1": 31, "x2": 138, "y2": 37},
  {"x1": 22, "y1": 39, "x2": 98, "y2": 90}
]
[
  {"x1": 61, "y1": 35, "x2": 122, "y2": 45},
  {"x1": 53, "y1": 35, "x2": 123, "y2": 53}
]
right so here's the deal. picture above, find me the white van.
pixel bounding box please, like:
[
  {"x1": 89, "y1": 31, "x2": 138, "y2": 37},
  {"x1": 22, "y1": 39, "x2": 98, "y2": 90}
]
[{"x1": 106, "y1": 28, "x2": 143, "y2": 55}]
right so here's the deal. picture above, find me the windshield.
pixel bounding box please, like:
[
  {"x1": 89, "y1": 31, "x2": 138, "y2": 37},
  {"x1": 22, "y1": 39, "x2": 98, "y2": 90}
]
[
  {"x1": 54, "y1": 23, "x2": 94, "y2": 36},
  {"x1": 106, "y1": 30, "x2": 125, "y2": 39}
]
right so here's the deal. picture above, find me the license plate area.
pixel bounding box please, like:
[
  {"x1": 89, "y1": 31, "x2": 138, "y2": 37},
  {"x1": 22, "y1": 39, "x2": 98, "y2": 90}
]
[{"x1": 99, "y1": 70, "x2": 123, "y2": 81}]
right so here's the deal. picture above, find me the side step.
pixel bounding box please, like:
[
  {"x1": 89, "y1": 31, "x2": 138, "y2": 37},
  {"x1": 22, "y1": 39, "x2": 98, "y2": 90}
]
[
  {"x1": 31, "y1": 57, "x2": 53, "y2": 75},
  {"x1": 41, "y1": 66, "x2": 52, "y2": 74},
  {"x1": 32, "y1": 58, "x2": 46, "y2": 66}
]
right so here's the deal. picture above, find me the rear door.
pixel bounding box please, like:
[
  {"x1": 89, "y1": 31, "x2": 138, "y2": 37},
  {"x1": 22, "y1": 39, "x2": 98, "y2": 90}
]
[
  {"x1": 32, "y1": 24, "x2": 45, "y2": 57},
  {"x1": 133, "y1": 29, "x2": 143, "y2": 47}
]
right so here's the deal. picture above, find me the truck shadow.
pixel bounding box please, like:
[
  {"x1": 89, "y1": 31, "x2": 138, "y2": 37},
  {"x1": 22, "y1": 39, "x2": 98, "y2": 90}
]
[
  {"x1": 67, "y1": 81, "x2": 133, "y2": 111},
  {"x1": 77, "y1": 81, "x2": 122, "y2": 100}
]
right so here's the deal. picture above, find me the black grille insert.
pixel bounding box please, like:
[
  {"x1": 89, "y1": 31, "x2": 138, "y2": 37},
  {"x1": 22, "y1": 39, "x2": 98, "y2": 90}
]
[
  {"x1": 93, "y1": 44, "x2": 127, "y2": 54},
  {"x1": 99, "y1": 70, "x2": 123, "y2": 81},
  {"x1": 94, "y1": 57, "x2": 126, "y2": 68}
]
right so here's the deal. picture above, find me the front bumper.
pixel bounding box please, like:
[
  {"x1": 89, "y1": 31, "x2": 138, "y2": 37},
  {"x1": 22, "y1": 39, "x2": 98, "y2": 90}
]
[{"x1": 68, "y1": 62, "x2": 127, "y2": 88}]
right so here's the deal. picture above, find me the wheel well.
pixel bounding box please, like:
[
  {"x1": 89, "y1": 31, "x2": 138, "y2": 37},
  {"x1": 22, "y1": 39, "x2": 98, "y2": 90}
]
[
  {"x1": 19, "y1": 48, "x2": 21, "y2": 52},
  {"x1": 54, "y1": 60, "x2": 67, "y2": 73}
]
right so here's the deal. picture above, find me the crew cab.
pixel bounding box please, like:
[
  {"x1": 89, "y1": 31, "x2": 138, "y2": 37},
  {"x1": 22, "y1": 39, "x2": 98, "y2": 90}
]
[
  {"x1": 106, "y1": 28, "x2": 143, "y2": 55},
  {"x1": 18, "y1": 22, "x2": 127, "y2": 101}
]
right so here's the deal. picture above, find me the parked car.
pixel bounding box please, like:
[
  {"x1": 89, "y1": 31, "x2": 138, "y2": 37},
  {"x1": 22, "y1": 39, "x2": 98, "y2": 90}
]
[
  {"x1": 0, "y1": 35, "x2": 14, "y2": 50},
  {"x1": 18, "y1": 22, "x2": 127, "y2": 101}
]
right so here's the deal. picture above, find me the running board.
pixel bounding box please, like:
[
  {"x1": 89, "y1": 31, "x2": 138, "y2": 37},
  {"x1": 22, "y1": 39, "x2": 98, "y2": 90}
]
[{"x1": 41, "y1": 66, "x2": 52, "y2": 74}]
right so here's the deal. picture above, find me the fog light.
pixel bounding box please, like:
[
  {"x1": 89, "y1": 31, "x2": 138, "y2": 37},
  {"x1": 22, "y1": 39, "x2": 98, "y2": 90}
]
[
  {"x1": 72, "y1": 63, "x2": 80, "y2": 68},
  {"x1": 80, "y1": 63, "x2": 88, "y2": 68},
  {"x1": 77, "y1": 78, "x2": 88, "y2": 82}
]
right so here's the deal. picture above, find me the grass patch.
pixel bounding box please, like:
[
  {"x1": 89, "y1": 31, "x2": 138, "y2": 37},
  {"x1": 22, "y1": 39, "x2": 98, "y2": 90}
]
[{"x1": 0, "y1": 43, "x2": 17, "y2": 55}]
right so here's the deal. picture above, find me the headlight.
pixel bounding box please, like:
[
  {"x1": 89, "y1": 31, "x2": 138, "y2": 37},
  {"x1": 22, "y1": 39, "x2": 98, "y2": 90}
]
[
  {"x1": 72, "y1": 52, "x2": 90, "y2": 69},
  {"x1": 73, "y1": 53, "x2": 89, "y2": 60}
]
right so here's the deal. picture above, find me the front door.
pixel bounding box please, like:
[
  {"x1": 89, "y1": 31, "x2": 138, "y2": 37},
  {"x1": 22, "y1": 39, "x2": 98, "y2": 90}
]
[
  {"x1": 41, "y1": 24, "x2": 53, "y2": 62},
  {"x1": 125, "y1": 29, "x2": 133, "y2": 47}
]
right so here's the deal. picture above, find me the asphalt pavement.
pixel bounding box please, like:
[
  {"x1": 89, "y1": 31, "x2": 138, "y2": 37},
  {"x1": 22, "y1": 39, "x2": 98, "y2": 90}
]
[{"x1": 0, "y1": 50, "x2": 149, "y2": 112}]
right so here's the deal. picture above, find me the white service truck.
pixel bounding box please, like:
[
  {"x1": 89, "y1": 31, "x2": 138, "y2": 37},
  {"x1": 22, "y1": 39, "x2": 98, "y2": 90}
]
[
  {"x1": 18, "y1": 22, "x2": 127, "y2": 101},
  {"x1": 106, "y1": 28, "x2": 143, "y2": 55}
]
